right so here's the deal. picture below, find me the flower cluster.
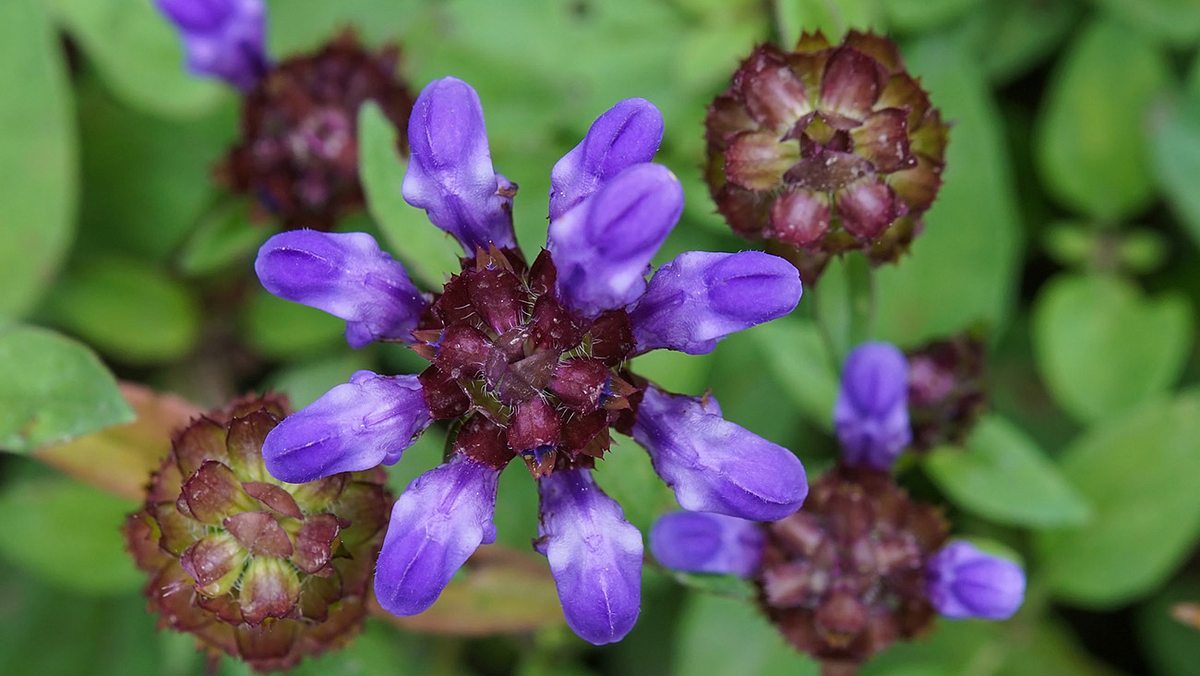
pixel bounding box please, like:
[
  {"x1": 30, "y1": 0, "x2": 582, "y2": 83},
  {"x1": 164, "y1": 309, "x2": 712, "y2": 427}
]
[
  {"x1": 253, "y1": 77, "x2": 809, "y2": 644},
  {"x1": 651, "y1": 343, "x2": 1024, "y2": 668},
  {"x1": 123, "y1": 395, "x2": 390, "y2": 671},
  {"x1": 157, "y1": 0, "x2": 414, "y2": 230},
  {"x1": 705, "y1": 32, "x2": 948, "y2": 283}
]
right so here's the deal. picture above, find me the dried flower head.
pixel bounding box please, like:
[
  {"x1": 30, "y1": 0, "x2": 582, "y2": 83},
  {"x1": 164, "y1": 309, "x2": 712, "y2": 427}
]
[
  {"x1": 706, "y1": 32, "x2": 948, "y2": 283},
  {"x1": 254, "y1": 77, "x2": 810, "y2": 645},
  {"x1": 123, "y1": 394, "x2": 390, "y2": 671}
]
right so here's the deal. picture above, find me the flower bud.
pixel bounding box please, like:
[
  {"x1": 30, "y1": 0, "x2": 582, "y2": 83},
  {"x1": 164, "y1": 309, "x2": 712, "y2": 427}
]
[
  {"x1": 706, "y1": 32, "x2": 948, "y2": 283},
  {"x1": 123, "y1": 395, "x2": 391, "y2": 671},
  {"x1": 834, "y1": 342, "x2": 911, "y2": 470},
  {"x1": 926, "y1": 541, "x2": 1025, "y2": 620}
]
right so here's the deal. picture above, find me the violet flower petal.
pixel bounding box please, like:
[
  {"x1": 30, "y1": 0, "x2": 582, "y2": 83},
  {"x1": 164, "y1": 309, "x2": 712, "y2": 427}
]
[
  {"x1": 926, "y1": 540, "x2": 1026, "y2": 620},
  {"x1": 537, "y1": 468, "x2": 643, "y2": 645},
  {"x1": 547, "y1": 163, "x2": 683, "y2": 317},
  {"x1": 632, "y1": 386, "x2": 807, "y2": 521},
  {"x1": 262, "y1": 371, "x2": 430, "y2": 483},
  {"x1": 629, "y1": 251, "x2": 801, "y2": 355},
  {"x1": 375, "y1": 455, "x2": 500, "y2": 615},
  {"x1": 649, "y1": 511, "x2": 764, "y2": 578},
  {"x1": 255, "y1": 230, "x2": 428, "y2": 348},
  {"x1": 833, "y1": 342, "x2": 911, "y2": 470},
  {"x1": 549, "y1": 98, "x2": 664, "y2": 221},
  {"x1": 402, "y1": 77, "x2": 517, "y2": 252},
  {"x1": 156, "y1": 0, "x2": 267, "y2": 91}
]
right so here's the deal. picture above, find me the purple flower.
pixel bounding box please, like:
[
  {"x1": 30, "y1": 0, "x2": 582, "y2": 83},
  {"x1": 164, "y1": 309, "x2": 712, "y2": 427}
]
[
  {"x1": 156, "y1": 0, "x2": 268, "y2": 91},
  {"x1": 262, "y1": 371, "x2": 430, "y2": 483},
  {"x1": 630, "y1": 251, "x2": 802, "y2": 355},
  {"x1": 834, "y1": 342, "x2": 911, "y2": 470},
  {"x1": 402, "y1": 77, "x2": 517, "y2": 252},
  {"x1": 547, "y1": 163, "x2": 684, "y2": 317},
  {"x1": 632, "y1": 387, "x2": 808, "y2": 521},
  {"x1": 256, "y1": 77, "x2": 808, "y2": 646},
  {"x1": 255, "y1": 230, "x2": 429, "y2": 348},
  {"x1": 537, "y1": 469, "x2": 642, "y2": 644},
  {"x1": 375, "y1": 455, "x2": 500, "y2": 615},
  {"x1": 926, "y1": 541, "x2": 1026, "y2": 620},
  {"x1": 650, "y1": 511, "x2": 764, "y2": 577},
  {"x1": 549, "y1": 98, "x2": 663, "y2": 220}
]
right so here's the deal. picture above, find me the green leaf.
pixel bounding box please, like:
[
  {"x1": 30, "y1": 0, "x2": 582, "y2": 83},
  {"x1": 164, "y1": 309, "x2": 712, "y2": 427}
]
[
  {"x1": 1151, "y1": 89, "x2": 1200, "y2": 251},
  {"x1": 1036, "y1": 392, "x2": 1200, "y2": 607},
  {"x1": 0, "y1": 0, "x2": 76, "y2": 320},
  {"x1": 290, "y1": 619, "x2": 433, "y2": 676},
  {"x1": 49, "y1": 0, "x2": 225, "y2": 118},
  {"x1": 0, "y1": 470, "x2": 141, "y2": 595},
  {"x1": 673, "y1": 593, "x2": 817, "y2": 676},
  {"x1": 963, "y1": 0, "x2": 1081, "y2": 84},
  {"x1": 358, "y1": 102, "x2": 460, "y2": 289},
  {"x1": 630, "y1": 348, "x2": 714, "y2": 396},
  {"x1": 1032, "y1": 273, "x2": 1192, "y2": 424},
  {"x1": 667, "y1": 571, "x2": 757, "y2": 602},
  {"x1": 753, "y1": 316, "x2": 839, "y2": 433},
  {"x1": 1093, "y1": 0, "x2": 1200, "y2": 46},
  {"x1": 0, "y1": 566, "x2": 205, "y2": 676},
  {"x1": 75, "y1": 74, "x2": 232, "y2": 262},
  {"x1": 773, "y1": 0, "x2": 881, "y2": 45},
  {"x1": 873, "y1": 34, "x2": 1022, "y2": 344},
  {"x1": 924, "y1": 415, "x2": 1091, "y2": 528},
  {"x1": 178, "y1": 201, "x2": 271, "y2": 277},
  {"x1": 0, "y1": 326, "x2": 132, "y2": 453},
  {"x1": 593, "y1": 435, "x2": 676, "y2": 533},
  {"x1": 1136, "y1": 577, "x2": 1200, "y2": 676},
  {"x1": 1035, "y1": 18, "x2": 1170, "y2": 221},
  {"x1": 242, "y1": 288, "x2": 346, "y2": 360},
  {"x1": 265, "y1": 349, "x2": 373, "y2": 408},
  {"x1": 42, "y1": 258, "x2": 202, "y2": 365},
  {"x1": 880, "y1": 0, "x2": 981, "y2": 33}
]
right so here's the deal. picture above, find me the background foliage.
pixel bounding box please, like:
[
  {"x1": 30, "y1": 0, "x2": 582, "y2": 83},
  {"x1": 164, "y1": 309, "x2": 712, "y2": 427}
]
[{"x1": 2, "y1": 0, "x2": 1200, "y2": 673}]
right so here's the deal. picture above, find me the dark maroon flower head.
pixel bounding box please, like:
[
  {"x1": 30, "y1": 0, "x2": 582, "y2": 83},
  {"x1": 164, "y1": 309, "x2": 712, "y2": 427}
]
[
  {"x1": 122, "y1": 394, "x2": 390, "y2": 672},
  {"x1": 222, "y1": 30, "x2": 414, "y2": 231},
  {"x1": 905, "y1": 332, "x2": 988, "y2": 451},
  {"x1": 705, "y1": 32, "x2": 948, "y2": 284}
]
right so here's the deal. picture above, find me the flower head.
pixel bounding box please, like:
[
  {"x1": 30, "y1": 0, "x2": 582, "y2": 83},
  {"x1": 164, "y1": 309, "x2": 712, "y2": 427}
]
[
  {"x1": 221, "y1": 30, "x2": 415, "y2": 230},
  {"x1": 906, "y1": 333, "x2": 988, "y2": 451},
  {"x1": 705, "y1": 32, "x2": 948, "y2": 283},
  {"x1": 123, "y1": 394, "x2": 390, "y2": 672},
  {"x1": 834, "y1": 342, "x2": 911, "y2": 470},
  {"x1": 156, "y1": 0, "x2": 268, "y2": 91},
  {"x1": 254, "y1": 78, "x2": 807, "y2": 644}
]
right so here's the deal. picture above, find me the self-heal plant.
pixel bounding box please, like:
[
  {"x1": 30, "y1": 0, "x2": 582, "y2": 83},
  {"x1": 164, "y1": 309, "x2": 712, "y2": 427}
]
[
  {"x1": 253, "y1": 77, "x2": 809, "y2": 645},
  {"x1": 650, "y1": 342, "x2": 1025, "y2": 670}
]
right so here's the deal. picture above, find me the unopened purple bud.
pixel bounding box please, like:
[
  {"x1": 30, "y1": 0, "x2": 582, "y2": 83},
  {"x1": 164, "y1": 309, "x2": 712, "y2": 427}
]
[
  {"x1": 537, "y1": 468, "x2": 642, "y2": 645},
  {"x1": 156, "y1": 0, "x2": 268, "y2": 91},
  {"x1": 650, "y1": 511, "x2": 764, "y2": 578},
  {"x1": 629, "y1": 251, "x2": 801, "y2": 355},
  {"x1": 549, "y1": 99, "x2": 664, "y2": 220},
  {"x1": 834, "y1": 342, "x2": 911, "y2": 470},
  {"x1": 632, "y1": 387, "x2": 807, "y2": 521},
  {"x1": 548, "y1": 163, "x2": 683, "y2": 317},
  {"x1": 401, "y1": 77, "x2": 516, "y2": 252},
  {"x1": 255, "y1": 230, "x2": 428, "y2": 348},
  {"x1": 926, "y1": 541, "x2": 1025, "y2": 621},
  {"x1": 262, "y1": 371, "x2": 430, "y2": 483},
  {"x1": 375, "y1": 455, "x2": 500, "y2": 616}
]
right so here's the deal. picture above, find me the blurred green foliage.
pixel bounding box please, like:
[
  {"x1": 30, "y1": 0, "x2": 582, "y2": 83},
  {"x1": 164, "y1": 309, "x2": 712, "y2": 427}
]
[{"x1": 2, "y1": 0, "x2": 1200, "y2": 673}]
